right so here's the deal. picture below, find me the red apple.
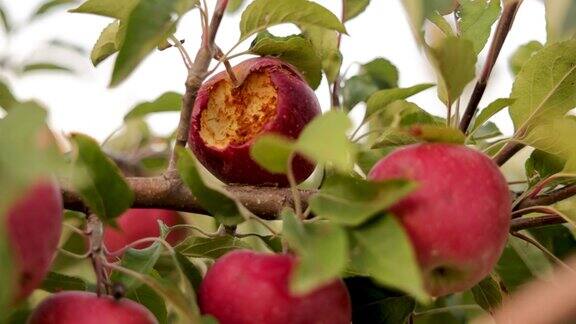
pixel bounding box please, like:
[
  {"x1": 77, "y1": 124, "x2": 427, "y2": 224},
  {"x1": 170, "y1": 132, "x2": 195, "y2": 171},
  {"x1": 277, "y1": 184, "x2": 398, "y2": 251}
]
[
  {"x1": 368, "y1": 143, "x2": 510, "y2": 296},
  {"x1": 6, "y1": 181, "x2": 62, "y2": 303},
  {"x1": 28, "y1": 291, "x2": 157, "y2": 324},
  {"x1": 104, "y1": 209, "x2": 186, "y2": 255},
  {"x1": 198, "y1": 250, "x2": 352, "y2": 324},
  {"x1": 189, "y1": 57, "x2": 321, "y2": 186}
]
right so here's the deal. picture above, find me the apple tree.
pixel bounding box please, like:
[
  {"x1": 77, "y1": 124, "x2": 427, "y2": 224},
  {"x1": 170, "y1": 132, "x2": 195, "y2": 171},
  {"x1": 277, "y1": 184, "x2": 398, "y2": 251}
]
[{"x1": 2, "y1": 0, "x2": 576, "y2": 323}]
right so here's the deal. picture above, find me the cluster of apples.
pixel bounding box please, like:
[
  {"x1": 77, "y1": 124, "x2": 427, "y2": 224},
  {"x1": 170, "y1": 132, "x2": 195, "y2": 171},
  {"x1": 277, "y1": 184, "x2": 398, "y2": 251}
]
[{"x1": 10, "y1": 57, "x2": 511, "y2": 323}]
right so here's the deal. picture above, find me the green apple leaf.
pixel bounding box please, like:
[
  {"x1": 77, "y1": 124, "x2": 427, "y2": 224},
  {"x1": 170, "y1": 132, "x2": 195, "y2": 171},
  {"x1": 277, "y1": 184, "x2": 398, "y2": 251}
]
[
  {"x1": 250, "y1": 134, "x2": 294, "y2": 174},
  {"x1": 301, "y1": 26, "x2": 342, "y2": 84},
  {"x1": 0, "y1": 79, "x2": 18, "y2": 111},
  {"x1": 472, "y1": 121, "x2": 502, "y2": 141},
  {"x1": 400, "y1": 0, "x2": 456, "y2": 43},
  {"x1": 509, "y1": 40, "x2": 576, "y2": 131},
  {"x1": 295, "y1": 111, "x2": 356, "y2": 172},
  {"x1": 409, "y1": 124, "x2": 466, "y2": 144},
  {"x1": 70, "y1": 133, "x2": 134, "y2": 222},
  {"x1": 428, "y1": 37, "x2": 477, "y2": 106},
  {"x1": 362, "y1": 58, "x2": 400, "y2": 90},
  {"x1": 428, "y1": 11, "x2": 455, "y2": 37},
  {"x1": 509, "y1": 41, "x2": 543, "y2": 76},
  {"x1": 110, "y1": 0, "x2": 178, "y2": 87},
  {"x1": 249, "y1": 31, "x2": 322, "y2": 89},
  {"x1": 377, "y1": 100, "x2": 439, "y2": 128},
  {"x1": 32, "y1": 0, "x2": 76, "y2": 19},
  {"x1": 175, "y1": 235, "x2": 250, "y2": 259},
  {"x1": 469, "y1": 98, "x2": 514, "y2": 135},
  {"x1": 525, "y1": 150, "x2": 565, "y2": 186},
  {"x1": 529, "y1": 224, "x2": 576, "y2": 260},
  {"x1": 111, "y1": 242, "x2": 163, "y2": 290},
  {"x1": 40, "y1": 272, "x2": 88, "y2": 293},
  {"x1": 342, "y1": 58, "x2": 399, "y2": 110},
  {"x1": 471, "y1": 274, "x2": 503, "y2": 315},
  {"x1": 545, "y1": 0, "x2": 576, "y2": 42},
  {"x1": 282, "y1": 210, "x2": 348, "y2": 295},
  {"x1": 310, "y1": 173, "x2": 416, "y2": 226},
  {"x1": 371, "y1": 128, "x2": 420, "y2": 148},
  {"x1": 127, "y1": 283, "x2": 168, "y2": 324},
  {"x1": 239, "y1": 0, "x2": 346, "y2": 41},
  {"x1": 21, "y1": 63, "x2": 74, "y2": 74},
  {"x1": 174, "y1": 252, "x2": 203, "y2": 292},
  {"x1": 91, "y1": 20, "x2": 121, "y2": 66},
  {"x1": 176, "y1": 148, "x2": 246, "y2": 225},
  {"x1": 124, "y1": 92, "x2": 182, "y2": 120},
  {"x1": 345, "y1": 277, "x2": 416, "y2": 324},
  {"x1": 366, "y1": 84, "x2": 435, "y2": 119},
  {"x1": 70, "y1": 0, "x2": 138, "y2": 19},
  {"x1": 344, "y1": 0, "x2": 371, "y2": 22},
  {"x1": 350, "y1": 215, "x2": 428, "y2": 303},
  {"x1": 227, "y1": 0, "x2": 246, "y2": 13},
  {"x1": 457, "y1": 0, "x2": 501, "y2": 54}
]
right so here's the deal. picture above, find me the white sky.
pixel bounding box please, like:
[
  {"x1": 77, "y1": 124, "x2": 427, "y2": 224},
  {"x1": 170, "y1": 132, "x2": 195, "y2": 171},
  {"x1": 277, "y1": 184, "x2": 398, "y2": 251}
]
[{"x1": 1, "y1": 0, "x2": 546, "y2": 142}]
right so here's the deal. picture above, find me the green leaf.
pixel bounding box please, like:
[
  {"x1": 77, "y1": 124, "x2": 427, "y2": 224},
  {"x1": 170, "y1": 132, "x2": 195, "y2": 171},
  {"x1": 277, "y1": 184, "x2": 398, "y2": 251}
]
[
  {"x1": 525, "y1": 150, "x2": 565, "y2": 186},
  {"x1": 349, "y1": 215, "x2": 428, "y2": 302},
  {"x1": 471, "y1": 274, "x2": 502, "y2": 315},
  {"x1": 227, "y1": 0, "x2": 246, "y2": 13},
  {"x1": 371, "y1": 128, "x2": 420, "y2": 148},
  {"x1": 343, "y1": 75, "x2": 379, "y2": 110},
  {"x1": 509, "y1": 41, "x2": 543, "y2": 76},
  {"x1": 472, "y1": 121, "x2": 502, "y2": 141},
  {"x1": 344, "y1": 0, "x2": 371, "y2": 22},
  {"x1": 21, "y1": 63, "x2": 74, "y2": 74},
  {"x1": 110, "y1": 0, "x2": 178, "y2": 87},
  {"x1": 250, "y1": 134, "x2": 294, "y2": 174},
  {"x1": 509, "y1": 40, "x2": 576, "y2": 131},
  {"x1": 409, "y1": 124, "x2": 466, "y2": 144},
  {"x1": 428, "y1": 37, "x2": 477, "y2": 106},
  {"x1": 366, "y1": 84, "x2": 435, "y2": 118},
  {"x1": 457, "y1": 0, "x2": 502, "y2": 54},
  {"x1": 301, "y1": 26, "x2": 342, "y2": 84},
  {"x1": 362, "y1": 58, "x2": 400, "y2": 90},
  {"x1": 345, "y1": 277, "x2": 416, "y2": 324},
  {"x1": 401, "y1": 0, "x2": 456, "y2": 43},
  {"x1": 40, "y1": 272, "x2": 88, "y2": 293},
  {"x1": 295, "y1": 111, "x2": 356, "y2": 172},
  {"x1": 127, "y1": 283, "x2": 168, "y2": 324},
  {"x1": 239, "y1": 0, "x2": 346, "y2": 41},
  {"x1": 32, "y1": 0, "x2": 76, "y2": 18},
  {"x1": 91, "y1": 20, "x2": 121, "y2": 66},
  {"x1": 529, "y1": 224, "x2": 576, "y2": 260},
  {"x1": 249, "y1": 31, "x2": 322, "y2": 89},
  {"x1": 282, "y1": 210, "x2": 348, "y2": 295},
  {"x1": 70, "y1": 0, "x2": 138, "y2": 19},
  {"x1": 470, "y1": 98, "x2": 514, "y2": 135},
  {"x1": 124, "y1": 92, "x2": 182, "y2": 120},
  {"x1": 428, "y1": 11, "x2": 455, "y2": 37},
  {"x1": 545, "y1": 0, "x2": 576, "y2": 42},
  {"x1": 70, "y1": 133, "x2": 134, "y2": 222},
  {"x1": 0, "y1": 79, "x2": 18, "y2": 111},
  {"x1": 111, "y1": 243, "x2": 162, "y2": 290},
  {"x1": 176, "y1": 148, "x2": 245, "y2": 225},
  {"x1": 175, "y1": 252, "x2": 203, "y2": 292},
  {"x1": 176, "y1": 235, "x2": 250, "y2": 258},
  {"x1": 309, "y1": 173, "x2": 416, "y2": 226},
  {"x1": 377, "y1": 100, "x2": 439, "y2": 128}
]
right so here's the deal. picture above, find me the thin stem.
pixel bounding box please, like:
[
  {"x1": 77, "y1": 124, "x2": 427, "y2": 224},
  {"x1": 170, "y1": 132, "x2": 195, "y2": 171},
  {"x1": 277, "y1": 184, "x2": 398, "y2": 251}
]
[
  {"x1": 510, "y1": 214, "x2": 566, "y2": 231},
  {"x1": 58, "y1": 248, "x2": 91, "y2": 259},
  {"x1": 511, "y1": 231, "x2": 576, "y2": 273},
  {"x1": 518, "y1": 183, "x2": 576, "y2": 209},
  {"x1": 86, "y1": 214, "x2": 109, "y2": 296},
  {"x1": 459, "y1": 0, "x2": 523, "y2": 133},
  {"x1": 169, "y1": 35, "x2": 193, "y2": 69},
  {"x1": 414, "y1": 305, "x2": 482, "y2": 317},
  {"x1": 106, "y1": 237, "x2": 175, "y2": 258},
  {"x1": 215, "y1": 46, "x2": 239, "y2": 87},
  {"x1": 168, "y1": 223, "x2": 219, "y2": 237},
  {"x1": 286, "y1": 153, "x2": 303, "y2": 219},
  {"x1": 492, "y1": 141, "x2": 524, "y2": 166},
  {"x1": 63, "y1": 222, "x2": 87, "y2": 237}
]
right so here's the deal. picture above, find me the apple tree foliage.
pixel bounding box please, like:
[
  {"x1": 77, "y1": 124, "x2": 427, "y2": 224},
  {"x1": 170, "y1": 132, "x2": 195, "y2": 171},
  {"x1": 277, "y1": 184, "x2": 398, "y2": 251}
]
[{"x1": 1, "y1": 0, "x2": 576, "y2": 323}]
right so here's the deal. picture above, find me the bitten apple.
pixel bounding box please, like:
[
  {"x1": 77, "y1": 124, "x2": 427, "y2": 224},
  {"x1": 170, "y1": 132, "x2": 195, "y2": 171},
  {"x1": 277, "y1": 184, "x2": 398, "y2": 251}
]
[
  {"x1": 6, "y1": 181, "x2": 62, "y2": 303},
  {"x1": 28, "y1": 291, "x2": 158, "y2": 324},
  {"x1": 198, "y1": 250, "x2": 352, "y2": 324},
  {"x1": 104, "y1": 209, "x2": 186, "y2": 255},
  {"x1": 189, "y1": 57, "x2": 321, "y2": 186},
  {"x1": 368, "y1": 143, "x2": 510, "y2": 297}
]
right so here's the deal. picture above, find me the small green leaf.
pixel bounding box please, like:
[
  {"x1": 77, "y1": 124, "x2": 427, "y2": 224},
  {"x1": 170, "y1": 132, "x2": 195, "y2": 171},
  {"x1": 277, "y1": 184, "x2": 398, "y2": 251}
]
[
  {"x1": 282, "y1": 210, "x2": 348, "y2": 295},
  {"x1": 249, "y1": 31, "x2": 322, "y2": 89},
  {"x1": 343, "y1": 75, "x2": 379, "y2": 110},
  {"x1": 301, "y1": 26, "x2": 342, "y2": 84},
  {"x1": 21, "y1": 63, "x2": 74, "y2": 74},
  {"x1": 227, "y1": 0, "x2": 246, "y2": 13},
  {"x1": 175, "y1": 252, "x2": 203, "y2": 292},
  {"x1": 377, "y1": 100, "x2": 439, "y2": 128},
  {"x1": 111, "y1": 243, "x2": 162, "y2": 290},
  {"x1": 525, "y1": 150, "x2": 565, "y2": 186},
  {"x1": 91, "y1": 20, "x2": 121, "y2": 66},
  {"x1": 32, "y1": 0, "x2": 76, "y2": 19},
  {"x1": 349, "y1": 215, "x2": 428, "y2": 303},
  {"x1": 457, "y1": 0, "x2": 502, "y2": 54},
  {"x1": 250, "y1": 134, "x2": 294, "y2": 174},
  {"x1": 344, "y1": 0, "x2": 371, "y2": 22},
  {"x1": 428, "y1": 11, "x2": 455, "y2": 36},
  {"x1": 470, "y1": 98, "x2": 514, "y2": 135},
  {"x1": 409, "y1": 124, "x2": 466, "y2": 144},
  {"x1": 124, "y1": 92, "x2": 182, "y2": 120},
  {"x1": 0, "y1": 79, "x2": 18, "y2": 111},
  {"x1": 70, "y1": 0, "x2": 138, "y2": 19},
  {"x1": 371, "y1": 128, "x2": 420, "y2": 148},
  {"x1": 176, "y1": 235, "x2": 250, "y2": 258},
  {"x1": 239, "y1": 0, "x2": 346, "y2": 41},
  {"x1": 40, "y1": 272, "x2": 88, "y2": 293},
  {"x1": 529, "y1": 224, "x2": 576, "y2": 260},
  {"x1": 70, "y1": 133, "x2": 134, "y2": 222},
  {"x1": 509, "y1": 41, "x2": 543, "y2": 76},
  {"x1": 366, "y1": 84, "x2": 435, "y2": 118},
  {"x1": 295, "y1": 111, "x2": 356, "y2": 172},
  {"x1": 127, "y1": 283, "x2": 168, "y2": 324},
  {"x1": 471, "y1": 274, "x2": 503, "y2": 314},
  {"x1": 310, "y1": 173, "x2": 416, "y2": 226},
  {"x1": 428, "y1": 37, "x2": 477, "y2": 106},
  {"x1": 545, "y1": 0, "x2": 576, "y2": 42},
  {"x1": 362, "y1": 58, "x2": 400, "y2": 90},
  {"x1": 472, "y1": 121, "x2": 502, "y2": 141},
  {"x1": 176, "y1": 148, "x2": 246, "y2": 225}
]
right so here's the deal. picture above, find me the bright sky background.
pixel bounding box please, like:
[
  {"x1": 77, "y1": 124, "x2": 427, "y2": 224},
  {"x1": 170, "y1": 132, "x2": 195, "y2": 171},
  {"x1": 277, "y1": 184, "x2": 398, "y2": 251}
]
[{"x1": 2, "y1": 0, "x2": 546, "y2": 142}]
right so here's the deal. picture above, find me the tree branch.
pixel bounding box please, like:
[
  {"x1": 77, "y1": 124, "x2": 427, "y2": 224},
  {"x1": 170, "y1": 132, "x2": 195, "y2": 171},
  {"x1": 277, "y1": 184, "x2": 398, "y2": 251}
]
[
  {"x1": 459, "y1": 0, "x2": 523, "y2": 133},
  {"x1": 167, "y1": 0, "x2": 229, "y2": 171},
  {"x1": 517, "y1": 184, "x2": 576, "y2": 209},
  {"x1": 62, "y1": 177, "x2": 315, "y2": 220},
  {"x1": 493, "y1": 141, "x2": 524, "y2": 166},
  {"x1": 510, "y1": 214, "x2": 565, "y2": 231}
]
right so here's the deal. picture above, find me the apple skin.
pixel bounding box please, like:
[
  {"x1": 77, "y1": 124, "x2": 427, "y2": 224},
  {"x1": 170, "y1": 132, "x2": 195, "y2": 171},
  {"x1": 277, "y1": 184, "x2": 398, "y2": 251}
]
[
  {"x1": 28, "y1": 291, "x2": 158, "y2": 324},
  {"x1": 189, "y1": 57, "x2": 321, "y2": 186},
  {"x1": 198, "y1": 250, "x2": 352, "y2": 324},
  {"x1": 104, "y1": 209, "x2": 186, "y2": 255},
  {"x1": 368, "y1": 143, "x2": 510, "y2": 297},
  {"x1": 6, "y1": 181, "x2": 62, "y2": 303}
]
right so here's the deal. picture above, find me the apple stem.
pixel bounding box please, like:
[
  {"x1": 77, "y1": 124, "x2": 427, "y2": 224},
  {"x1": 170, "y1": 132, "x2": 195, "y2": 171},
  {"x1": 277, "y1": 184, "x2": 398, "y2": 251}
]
[
  {"x1": 86, "y1": 213, "x2": 110, "y2": 297},
  {"x1": 167, "y1": 0, "x2": 229, "y2": 172},
  {"x1": 286, "y1": 154, "x2": 303, "y2": 219},
  {"x1": 459, "y1": 0, "x2": 523, "y2": 134},
  {"x1": 215, "y1": 47, "x2": 240, "y2": 87}
]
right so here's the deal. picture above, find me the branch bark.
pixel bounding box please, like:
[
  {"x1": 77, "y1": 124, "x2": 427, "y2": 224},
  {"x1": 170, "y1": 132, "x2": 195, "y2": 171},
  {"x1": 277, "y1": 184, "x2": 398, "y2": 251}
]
[
  {"x1": 510, "y1": 214, "x2": 565, "y2": 231},
  {"x1": 517, "y1": 183, "x2": 576, "y2": 209},
  {"x1": 459, "y1": 0, "x2": 523, "y2": 133},
  {"x1": 493, "y1": 141, "x2": 524, "y2": 166}
]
